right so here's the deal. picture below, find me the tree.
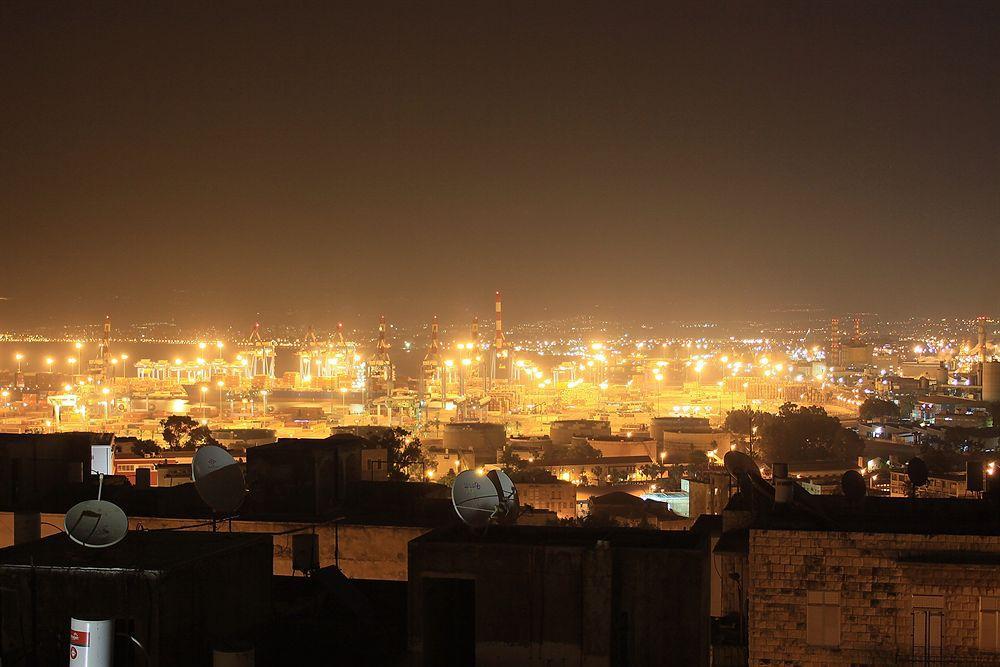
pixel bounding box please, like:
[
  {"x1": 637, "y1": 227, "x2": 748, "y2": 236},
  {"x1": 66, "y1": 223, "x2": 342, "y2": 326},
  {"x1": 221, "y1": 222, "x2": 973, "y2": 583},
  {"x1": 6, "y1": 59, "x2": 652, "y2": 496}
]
[
  {"x1": 509, "y1": 468, "x2": 558, "y2": 484},
  {"x1": 544, "y1": 441, "x2": 602, "y2": 463},
  {"x1": 919, "y1": 437, "x2": 965, "y2": 474},
  {"x1": 609, "y1": 468, "x2": 629, "y2": 483},
  {"x1": 987, "y1": 402, "x2": 1000, "y2": 428},
  {"x1": 366, "y1": 427, "x2": 431, "y2": 481},
  {"x1": 133, "y1": 439, "x2": 161, "y2": 456},
  {"x1": 160, "y1": 415, "x2": 219, "y2": 450},
  {"x1": 499, "y1": 445, "x2": 530, "y2": 474},
  {"x1": 898, "y1": 396, "x2": 917, "y2": 420},
  {"x1": 639, "y1": 463, "x2": 667, "y2": 480},
  {"x1": 859, "y1": 397, "x2": 900, "y2": 421},
  {"x1": 730, "y1": 403, "x2": 865, "y2": 464},
  {"x1": 723, "y1": 409, "x2": 773, "y2": 459},
  {"x1": 437, "y1": 469, "x2": 457, "y2": 487}
]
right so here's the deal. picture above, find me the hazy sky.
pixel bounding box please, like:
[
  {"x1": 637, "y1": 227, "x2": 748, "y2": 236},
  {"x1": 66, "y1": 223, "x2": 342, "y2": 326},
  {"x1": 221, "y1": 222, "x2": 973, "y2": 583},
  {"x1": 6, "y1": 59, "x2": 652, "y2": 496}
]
[{"x1": 2, "y1": 1, "x2": 998, "y2": 328}]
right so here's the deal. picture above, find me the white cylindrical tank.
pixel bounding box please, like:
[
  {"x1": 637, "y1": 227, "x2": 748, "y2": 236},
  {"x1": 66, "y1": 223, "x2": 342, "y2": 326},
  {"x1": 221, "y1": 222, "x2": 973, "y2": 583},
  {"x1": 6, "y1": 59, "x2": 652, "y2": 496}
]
[
  {"x1": 69, "y1": 618, "x2": 113, "y2": 666},
  {"x1": 984, "y1": 361, "x2": 1000, "y2": 403}
]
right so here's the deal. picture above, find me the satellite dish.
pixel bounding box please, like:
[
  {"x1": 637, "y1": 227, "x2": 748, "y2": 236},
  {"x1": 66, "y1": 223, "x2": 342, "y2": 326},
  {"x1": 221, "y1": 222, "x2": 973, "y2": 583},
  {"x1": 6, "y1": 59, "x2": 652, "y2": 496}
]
[
  {"x1": 841, "y1": 470, "x2": 867, "y2": 500},
  {"x1": 451, "y1": 470, "x2": 501, "y2": 528},
  {"x1": 724, "y1": 450, "x2": 760, "y2": 479},
  {"x1": 487, "y1": 469, "x2": 520, "y2": 525},
  {"x1": 64, "y1": 500, "x2": 128, "y2": 548},
  {"x1": 906, "y1": 457, "x2": 929, "y2": 487},
  {"x1": 192, "y1": 445, "x2": 246, "y2": 514}
]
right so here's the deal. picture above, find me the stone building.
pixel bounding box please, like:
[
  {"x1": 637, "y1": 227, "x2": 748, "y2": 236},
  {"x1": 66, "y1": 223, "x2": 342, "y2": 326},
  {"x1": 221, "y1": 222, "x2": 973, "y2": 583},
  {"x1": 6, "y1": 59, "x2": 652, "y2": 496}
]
[
  {"x1": 516, "y1": 479, "x2": 577, "y2": 518},
  {"x1": 714, "y1": 471, "x2": 1000, "y2": 665}
]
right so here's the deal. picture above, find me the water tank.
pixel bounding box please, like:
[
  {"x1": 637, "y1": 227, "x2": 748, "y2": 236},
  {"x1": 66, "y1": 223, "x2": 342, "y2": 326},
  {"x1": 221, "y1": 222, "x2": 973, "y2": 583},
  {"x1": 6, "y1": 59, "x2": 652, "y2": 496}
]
[
  {"x1": 442, "y1": 422, "x2": 506, "y2": 457},
  {"x1": 649, "y1": 416, "x2": 711, "y2": 445},
  {"x1": 984, "y1": 362, "x2": 1000, "y2": 403},
  {"x1": 548, "y1": 419, "x2": 611, "y2": 446}
]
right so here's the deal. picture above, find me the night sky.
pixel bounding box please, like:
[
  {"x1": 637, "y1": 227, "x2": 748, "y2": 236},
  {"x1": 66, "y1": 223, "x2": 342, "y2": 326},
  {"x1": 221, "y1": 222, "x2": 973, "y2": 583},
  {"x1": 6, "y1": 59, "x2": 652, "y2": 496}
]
[{"x1": 2, "y1": 1, "x2": 998, "y2": 328}]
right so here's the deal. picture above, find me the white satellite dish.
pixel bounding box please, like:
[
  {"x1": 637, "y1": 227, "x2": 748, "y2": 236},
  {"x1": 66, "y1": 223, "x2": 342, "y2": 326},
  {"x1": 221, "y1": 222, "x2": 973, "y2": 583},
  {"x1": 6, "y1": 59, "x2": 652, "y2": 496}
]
[
  {"x1": 487, "y1": 469, "x2": 520, "y2": 525},
  {"x1": 192, "y1": 445, "x2": 246, "y2": 514},
  {"x1": 451, "y1": 470, "x2": 501, "y2": 528},
  {"x1": 64, "y1": 499, "x2": 128, "y2": 548}
]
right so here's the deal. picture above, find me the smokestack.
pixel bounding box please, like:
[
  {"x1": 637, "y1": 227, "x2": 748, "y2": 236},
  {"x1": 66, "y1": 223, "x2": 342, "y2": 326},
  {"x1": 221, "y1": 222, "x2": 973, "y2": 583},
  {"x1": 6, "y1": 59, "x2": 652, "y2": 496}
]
[
  {"x1": 830, "y1": 318, "x2": 841, "y2": 366},
  {"x1": 979, "y1": 316, "x2": 988, "y2": 365},
  {"x1": 494, "y1": 291, "x2": 504, "y2": 348},
  {"x1": 376, "y1": 315, "x2": 388, "y2": 352}
]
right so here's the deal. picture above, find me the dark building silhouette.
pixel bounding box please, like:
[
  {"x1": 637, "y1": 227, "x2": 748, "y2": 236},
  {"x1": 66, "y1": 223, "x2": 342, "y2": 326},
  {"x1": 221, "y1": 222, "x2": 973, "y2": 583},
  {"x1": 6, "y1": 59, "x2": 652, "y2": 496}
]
[
  {"x1": 408, "y1": 524, "x2": 710, "y2": 667},
  {"x1": 0, "y1": 531, "x2": 271, "y2": 665}
]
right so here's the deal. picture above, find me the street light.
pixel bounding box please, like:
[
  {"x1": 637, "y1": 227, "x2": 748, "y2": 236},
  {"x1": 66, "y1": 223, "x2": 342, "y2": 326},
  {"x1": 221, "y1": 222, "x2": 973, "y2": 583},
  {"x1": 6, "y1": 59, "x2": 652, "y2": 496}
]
[
  {"x1": 340, "y1": 386, "x2": 348, "y2": 407},
  {"x1": 14, "y1": 353, "x2": 23, "y2": 374},
  {"x1": 121, "y1": 353, "x2": 129, "y2": 378},
  {"x1": 200, "y1": 385, "x2": 209, "y2": 421},
  {"x1": 217, "y1": 380, "x2": 225, "y2": 418},
  {"x1": 261, "y1": 390, "x2": 268, "y2": 416},
  {"x1": 45, "y1": 357, "x2": 54, "y2": 372}
]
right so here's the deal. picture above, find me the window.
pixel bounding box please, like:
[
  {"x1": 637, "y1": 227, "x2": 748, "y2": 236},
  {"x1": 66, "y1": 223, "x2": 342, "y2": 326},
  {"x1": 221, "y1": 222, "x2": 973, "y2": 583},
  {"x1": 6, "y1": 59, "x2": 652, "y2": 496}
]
[
  {"x1": 981, "y1": 597, "x2": 1000, "y2": 651},
  {"x1": 913, "y1": 595, "x2": 944, "y2": 660},
  {"x1": 806, "y1": 591, "x2": 840, "y2": 646}
]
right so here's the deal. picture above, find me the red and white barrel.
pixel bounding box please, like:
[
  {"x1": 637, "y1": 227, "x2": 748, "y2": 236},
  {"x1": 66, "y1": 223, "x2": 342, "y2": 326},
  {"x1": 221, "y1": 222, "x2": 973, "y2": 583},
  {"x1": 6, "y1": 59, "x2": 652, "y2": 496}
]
[{"x1": 69, "y1": 618, "x2": 113, "y2": 666}]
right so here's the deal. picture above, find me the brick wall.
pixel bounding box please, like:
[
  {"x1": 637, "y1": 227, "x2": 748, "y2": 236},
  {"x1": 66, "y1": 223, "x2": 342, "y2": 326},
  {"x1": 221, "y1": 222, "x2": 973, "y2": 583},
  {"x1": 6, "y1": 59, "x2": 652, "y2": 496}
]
[{"x1": 748, "y1": 529, "x2": 1000, "y2": 665}]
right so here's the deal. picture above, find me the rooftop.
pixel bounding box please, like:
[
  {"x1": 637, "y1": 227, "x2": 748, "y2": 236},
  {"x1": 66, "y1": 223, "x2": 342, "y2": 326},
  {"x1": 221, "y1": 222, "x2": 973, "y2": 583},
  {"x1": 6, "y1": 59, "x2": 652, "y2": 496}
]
[
  {"x1": 0, "y1": 531, "x2": 269, "y2": 571},
  {"x1": 413, "y1": 523, "x2": 705, "y2": 550},
  {"x1": 727, "y1": 482, "x2": 1000, "y2": 537}
]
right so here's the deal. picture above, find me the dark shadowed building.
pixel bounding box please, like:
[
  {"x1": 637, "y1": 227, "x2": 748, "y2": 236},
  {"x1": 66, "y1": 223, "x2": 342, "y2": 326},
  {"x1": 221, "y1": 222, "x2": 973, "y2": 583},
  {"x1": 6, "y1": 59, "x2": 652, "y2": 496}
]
[
  {"x1": 0, "y1": 531, "x2": 271, "y2": 665},
  {"x1": 408, "y1": 524, "x2": 710, "y2": 667},
  {"x1": 245, "y1": 434, "x2": 365, "y2": 515}
]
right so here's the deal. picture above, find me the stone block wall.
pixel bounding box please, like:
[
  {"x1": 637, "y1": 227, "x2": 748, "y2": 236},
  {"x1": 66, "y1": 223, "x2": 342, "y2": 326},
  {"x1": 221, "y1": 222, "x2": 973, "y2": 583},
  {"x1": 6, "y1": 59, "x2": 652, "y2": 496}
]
[{"x1": 748, "y1": 529, "x2": 1000, "y2": 665}]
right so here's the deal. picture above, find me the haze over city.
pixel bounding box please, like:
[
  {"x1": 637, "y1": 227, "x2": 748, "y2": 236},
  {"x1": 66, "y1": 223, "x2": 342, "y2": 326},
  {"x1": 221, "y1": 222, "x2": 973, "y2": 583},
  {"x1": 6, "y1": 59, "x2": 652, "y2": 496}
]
[{"x1": 3, "y1": 1, "x2": 998, "y2": 329}]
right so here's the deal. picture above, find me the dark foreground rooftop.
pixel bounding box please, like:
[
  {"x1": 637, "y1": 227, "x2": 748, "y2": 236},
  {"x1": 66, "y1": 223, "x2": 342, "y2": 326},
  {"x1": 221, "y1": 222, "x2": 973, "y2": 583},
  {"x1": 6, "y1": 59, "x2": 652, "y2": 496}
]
[
  {"x1": 0, "y1": 530, "x2": 269, "y2": 571},
  {"x1": 414, "y1": 523, "x2": 706, "y2": 549},
  {"x1": 730, "y1": 483, "x2": 1000, "y2": 537}
]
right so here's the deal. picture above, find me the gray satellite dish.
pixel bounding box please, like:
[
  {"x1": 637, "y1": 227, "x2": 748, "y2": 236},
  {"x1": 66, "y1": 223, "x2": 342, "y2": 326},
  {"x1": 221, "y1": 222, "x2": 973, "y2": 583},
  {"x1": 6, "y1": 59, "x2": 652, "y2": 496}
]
[
  {"x1": 192, "y1": 445, "x2": 246, "y2": 514},
  {"x1": 841, "y1": 470, "x2": 867, "y2": 500},
  {"x1": 64, "y1": 499, "x2": 128, "y2": 548},
  {"x1": 724, "y1": 450, "x2": 760, "y2": 478},
  {"x1": 451, "y1": 470, "x2": 501, "y2": 528},
  {"x1": 487, "y1": 469, "x2": 520, "y2": 525}
]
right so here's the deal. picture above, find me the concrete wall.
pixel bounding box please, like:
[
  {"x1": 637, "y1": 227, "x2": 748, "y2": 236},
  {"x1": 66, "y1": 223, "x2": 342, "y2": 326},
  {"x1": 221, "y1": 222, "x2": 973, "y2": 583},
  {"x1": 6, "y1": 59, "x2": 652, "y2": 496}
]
[
  {"x1": 747, "y1": 529, "x2": 1000, "y2": 665},
  {"x1": 0, "y1": 512, "x2": 429, "y2": 580}
]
